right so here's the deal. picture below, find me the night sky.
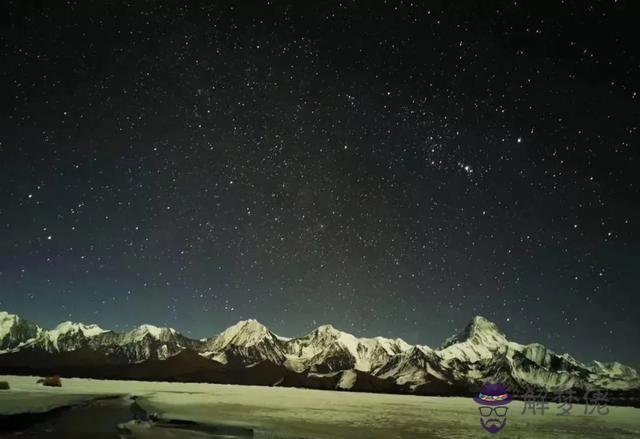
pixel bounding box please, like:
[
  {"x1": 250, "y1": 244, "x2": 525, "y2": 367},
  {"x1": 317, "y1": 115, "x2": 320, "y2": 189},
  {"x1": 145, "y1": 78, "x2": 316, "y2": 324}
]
[{"x1": 1, "y1": 1, "x2": 639, "y2": 367}]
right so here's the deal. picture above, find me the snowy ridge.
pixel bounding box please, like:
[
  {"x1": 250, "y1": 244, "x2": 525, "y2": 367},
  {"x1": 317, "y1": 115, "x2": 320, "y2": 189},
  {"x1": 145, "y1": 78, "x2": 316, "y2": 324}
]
[
  {"x1": 376, "y1": 345, "x2": 449, "y2": 388},
  {"x1": 0, "y1": 310, "x2": 638, "y2": 395},
  {"x1": 123, "y1": 324, "x2": 177, "y2": 342},
  {"x1": 0, "y1": 313, "x2": 187, "y2": 361},
  {"x1": 283, "y1": 324, "x2": 412, "y2": 373},
  {"x1": 51, "y1": 321, "x2": 108, "y2": 337},
  {"x1": 48, "y1": 321, "x2": 107, "y2": 340},
  {"x1": 94, "y1": 324, "x2": 188, "y2": 362},
  {"x1": 200, "y1": 319, "x2": 286, "y2": 365},
  {"x1": 40, "y1": 321, "x2": 109, "y2": 350},
  {"x1": 0, "y1": 311, "x2": 42, "y2": 352},
  {"x1": 209, "y1": 319, "x2": 274, "y2": 349},
  {"x1": 437, "y1": 316, "x2": 510, "y2": 362}
]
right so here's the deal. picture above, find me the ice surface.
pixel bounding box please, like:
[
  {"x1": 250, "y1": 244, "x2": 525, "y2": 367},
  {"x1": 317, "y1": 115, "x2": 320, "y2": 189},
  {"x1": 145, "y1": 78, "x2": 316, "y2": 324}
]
[
  {"x1": 1, "y1": 375, "x2": 638, "y2": 438},
  {"x1": 0, "y1": 376, "x2": 115, "y2": 415}
]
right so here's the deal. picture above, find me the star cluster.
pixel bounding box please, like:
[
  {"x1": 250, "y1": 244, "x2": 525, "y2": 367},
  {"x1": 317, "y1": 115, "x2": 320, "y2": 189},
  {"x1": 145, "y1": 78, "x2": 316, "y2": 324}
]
[{"x1": 0, "y1": 1, "x2": 638, "y2": 366}]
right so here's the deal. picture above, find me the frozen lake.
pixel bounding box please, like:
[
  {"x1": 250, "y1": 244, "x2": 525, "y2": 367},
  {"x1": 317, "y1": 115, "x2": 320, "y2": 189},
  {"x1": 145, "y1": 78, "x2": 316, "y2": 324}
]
[{"x1": 1, "y1": 375, "x2": 639, "y2": 438}]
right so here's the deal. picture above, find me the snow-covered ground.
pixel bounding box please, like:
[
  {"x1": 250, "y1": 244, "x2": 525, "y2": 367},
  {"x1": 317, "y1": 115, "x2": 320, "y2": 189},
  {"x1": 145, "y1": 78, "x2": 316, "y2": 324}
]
[{"x1": 1, "y1": 375, "x2": 639, "y2": 438}]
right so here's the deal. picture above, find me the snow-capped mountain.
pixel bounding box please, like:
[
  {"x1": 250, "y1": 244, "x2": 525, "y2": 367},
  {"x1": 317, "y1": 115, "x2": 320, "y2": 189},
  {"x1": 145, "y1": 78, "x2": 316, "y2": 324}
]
[
  {"x1": 90, "y1": 324, "x2": 194, "y2": 363},
  {"x1": 0, "y1": 310, "x2": 638, "y2": 398},
  {"x1": 438, "y1": 315, "x2": 509, "y2": 362},
  {"x1": 425, "y1": 316, "x2": 586, "y2": 392},
  {"x1": 0, "y1": 311, "x2": 41, "y2": 351},
  {"x1": 200, "y1": 319, "x2": 286, "y2": 365},
  {"x1": 283, "y1": 324, "x2": 411, "y2": 373},
  {"x1": 0, "y1": 314, "x2": 193, "y2": 363},
  {"x1": 375, "y1": 345, "x2": 452, "y2": 389},
  {"x1": 37, "y1": 321, "x2": 109, "y2": 352},
  {"x1": 423, "y1": 316, "x2": 593, "y2": 392},
  {"x1": 589, "y1": 361, "x2": 638, "y2": 380}
]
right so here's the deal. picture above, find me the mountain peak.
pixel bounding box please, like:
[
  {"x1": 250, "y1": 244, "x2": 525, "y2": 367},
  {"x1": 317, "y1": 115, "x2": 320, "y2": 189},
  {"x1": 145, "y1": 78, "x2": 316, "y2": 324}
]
[
  {"x1": 227, "y1": 319, "x2": 269, "y2": 333},
  {"x1": 439, "y1": 315, "x2": 506, "y2": 350},
  {"x1": 315, "y1": 323, "x2": 339, "y2": 334},
  {"x1": 0, "y1": 311, "x2": 22, "y2": 329},
  {"x1": 214, "y1": 319, "x2": 273, "y2": 348},
  {"x1": 52, "y1": 321, "x2": 107, "y2": 337},
  {"x1": 127, "y1": 324, "x2": 176, "y2": 340},
  {"x1": 238, "y1": 318, "x2": 264, "y2": 327},
  {"x1": 407, "y1": 345, "x2": 434, "y2": 357},
  {"x1": 1, "y1": 311, "x2": 40, "y2": 347},
  {"x1": 0, "y1": 311, "x2": 19, "y2": 330},
  {"x1": 468, "y1": 315, "x2": 502, "y2": 334},
  {"x1": 311, "y1": 324, "x2": 359, "y2": 344}
]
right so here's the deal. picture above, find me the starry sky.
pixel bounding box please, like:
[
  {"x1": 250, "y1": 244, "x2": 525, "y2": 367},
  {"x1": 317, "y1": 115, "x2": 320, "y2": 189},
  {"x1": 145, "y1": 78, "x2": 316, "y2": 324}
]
[{"x1": 1, "y1": 1, "x2": 638, "y2": 367}]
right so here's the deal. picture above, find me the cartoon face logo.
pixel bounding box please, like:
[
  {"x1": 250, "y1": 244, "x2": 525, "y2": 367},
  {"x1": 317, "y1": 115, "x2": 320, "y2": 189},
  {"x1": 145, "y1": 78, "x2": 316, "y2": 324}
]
[{"x1": 473, "y1": 382, "x2": 512, "y2": 433}]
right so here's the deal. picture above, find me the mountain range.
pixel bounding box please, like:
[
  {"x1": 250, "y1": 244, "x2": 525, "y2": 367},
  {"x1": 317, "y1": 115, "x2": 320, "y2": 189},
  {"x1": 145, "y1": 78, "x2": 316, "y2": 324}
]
[{"x1": 1, "y1": 310, "x2": 638, "y2": 399}]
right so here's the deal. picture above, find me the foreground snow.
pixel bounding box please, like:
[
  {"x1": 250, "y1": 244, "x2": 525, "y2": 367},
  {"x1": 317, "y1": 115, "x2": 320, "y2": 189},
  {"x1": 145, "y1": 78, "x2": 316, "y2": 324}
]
[{"x1": 1, "y1": 375, "x2": 639, "y2": 438}]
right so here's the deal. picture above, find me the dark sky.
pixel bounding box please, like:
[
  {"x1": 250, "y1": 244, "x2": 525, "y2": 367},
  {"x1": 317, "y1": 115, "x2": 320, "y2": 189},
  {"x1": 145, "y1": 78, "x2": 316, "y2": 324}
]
[{"x1": 1, "y1": 1, "x2": 639, "y2": 367}]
